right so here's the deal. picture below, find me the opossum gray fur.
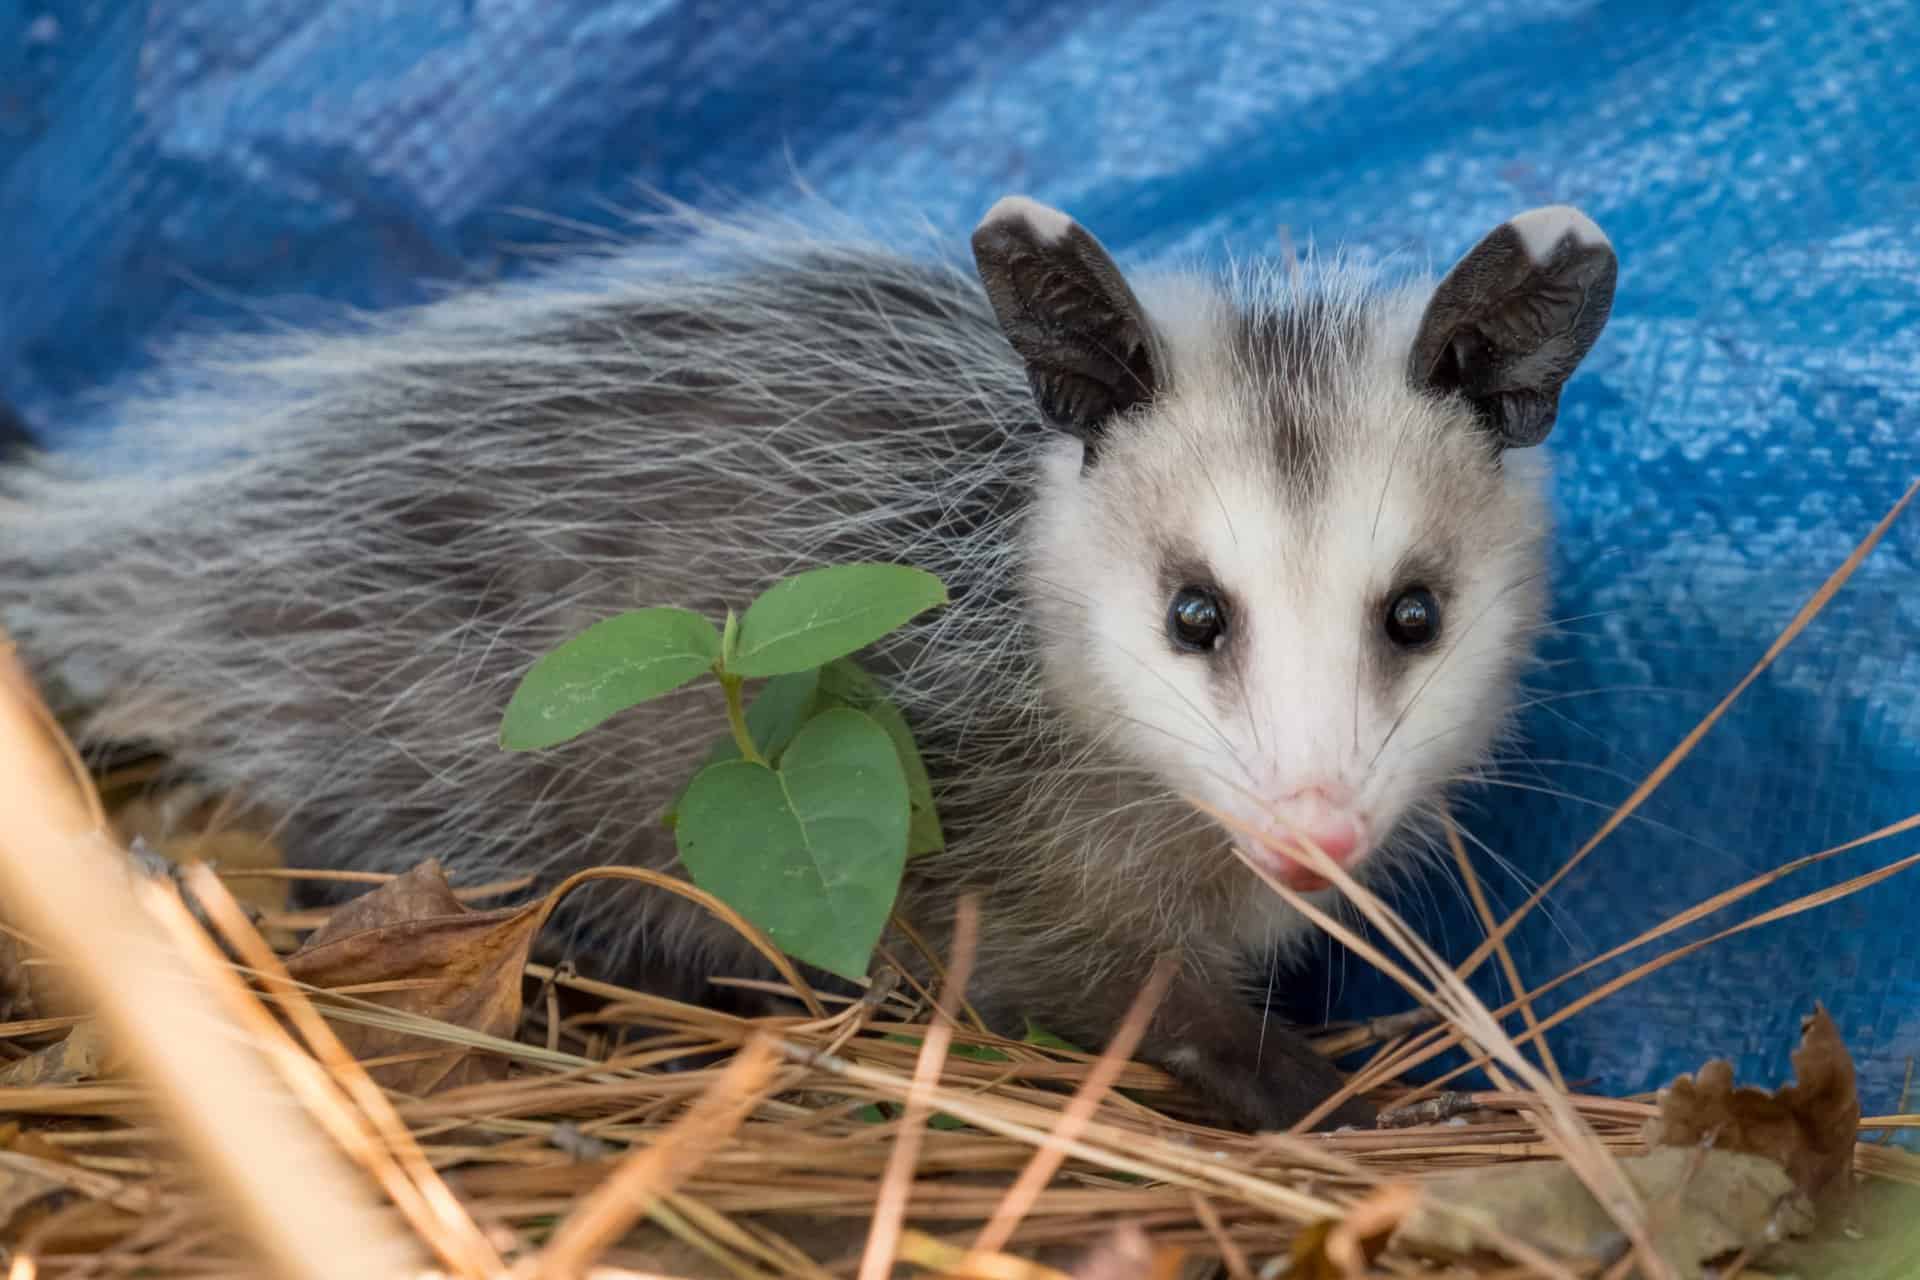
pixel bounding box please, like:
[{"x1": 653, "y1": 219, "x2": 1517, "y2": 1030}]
[{"x1": 0, "y1": 194, "x2": 1616, "y2": 1131}]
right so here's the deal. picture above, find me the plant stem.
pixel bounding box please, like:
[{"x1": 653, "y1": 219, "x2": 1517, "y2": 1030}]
[{"x1": 719, "y1": 673, "x2": 767, "y2": 767}]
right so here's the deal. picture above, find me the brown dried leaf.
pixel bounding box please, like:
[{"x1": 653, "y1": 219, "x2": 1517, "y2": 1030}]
[
  {"x1": 0, "y1": 1020, "x2": 112, "y2": 1086},
  {"x1": 1388, "y1": 1146, "x2": 1814, "y2": 1280},
  {"x1": 1645, "y1": 1004, "x2": 1859, "y2": 1207},
  {"x1": 282, "y1": 860, "x2": 546, "y2": 1095},
  {"x1": 1289, "y1": 1184, "x2": 1417, "y2": 1277}
]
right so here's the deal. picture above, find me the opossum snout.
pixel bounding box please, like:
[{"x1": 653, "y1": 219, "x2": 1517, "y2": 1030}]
[{"x1": 1239, "y1": 783, "x2": 1371, "y2": 893}]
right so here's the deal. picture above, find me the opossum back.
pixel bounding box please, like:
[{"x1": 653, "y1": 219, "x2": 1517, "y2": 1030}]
[{"x1": 0, "y1": 229, "x2": 1042, "y2": 944}]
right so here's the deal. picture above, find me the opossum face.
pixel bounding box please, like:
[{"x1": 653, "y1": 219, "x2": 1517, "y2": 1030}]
[
  {"x1": 1031, "y1": 378, "x2": 1553, "y2": 892},
  {"x1": 974, "y1": 197, "x2": 1615, "y2": 892}
]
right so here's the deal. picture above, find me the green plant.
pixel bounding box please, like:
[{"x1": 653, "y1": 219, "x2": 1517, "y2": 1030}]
[{"x1": 498, "y1": 564, "x2": 948, "y2": 981}]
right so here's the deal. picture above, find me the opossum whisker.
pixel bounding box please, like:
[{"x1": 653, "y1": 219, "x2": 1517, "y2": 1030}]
[
  {"x1": 1507, "y1": 684, "x2": 1689, "y2": 712},
  {"x1": 1445, "y1": 773, "x2": 1737, "y2": 864},
  {"x1": 1109, "y1": 638, "x2": 1263, "y2": 791}
]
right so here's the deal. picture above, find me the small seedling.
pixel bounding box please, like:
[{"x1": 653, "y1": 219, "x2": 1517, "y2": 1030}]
[{"x1": 498, "y1": 563, "x2": 948, "y2": 981}]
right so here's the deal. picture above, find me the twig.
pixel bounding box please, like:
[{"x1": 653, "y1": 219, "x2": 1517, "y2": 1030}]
[
  {"x1": 1347, "y1": 810, "x2": 1920, "y2": 1106},
  {"x1": 0, "y1": 641, "x2": 420, "y2": 1280},
  {"x1": 532, "y1": 1035, "x2": 783, "y2": 1279},
  {"x1": 541, "y1": 866, "x2": 828, "y2": 1020},
  {"x1": 973, "y1": 954, "x2": 1176, "y2": 1256},
  {"x1": 1377, "y1": 1092, "x2": 1485, "y2": 1129},
  {"x1": 1397, "y1": 845, "x2": 1920, "y2": 1106},
  {"x1": 1193, "y1": 798, "x2": 1655, "y2": 1280},
  {"x1": 1465, "y1": 475, "x2": 1919, "y2": 984},
  {"x1": 180, "y1": 865, "x2": 504, "y2": 1275},
  {"x1": 858, "y1": 896, "x2": 981, "y2": 1280},
  {"x1": 778, "y1": 1037, "x2": 1344, "y2": 1219},
  {"x1": 1444, "y1": 815, "x2": 1565, "y2": 1092},
  {"x1": 1188, "y1": 1190, "x2": 1254, "y2": 1280}
]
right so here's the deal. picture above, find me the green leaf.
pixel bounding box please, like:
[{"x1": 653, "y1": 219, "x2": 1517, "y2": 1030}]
[
  {"x1": 500, "y1": 607, "x2": 720, "y2": 751},
  {"x1": 662, "y1": 668, "x2": 823, "y2": 828},
  {"x1": 674, "y1": 707, "x2": 910, "y2": 981},
  {"x1": 817, "y1": 659, "x2": 945, "y2": 857},
  {"x1": 1022, "y1": 1021, "x2": 1087, "y2": 1055},
  {"x1": 722, "y1": 669, "x2": 823, "y2": 767},
  {"x1": 719, "y1": 607, "x2": 741, "y2": 670},
  {"x1": 731, "y1": 564, "x2": 947, "y2": 678}
]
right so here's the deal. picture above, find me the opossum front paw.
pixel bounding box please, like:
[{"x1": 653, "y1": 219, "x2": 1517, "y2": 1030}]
[
  {"x1": 1155, "y1": 1033, "x2": 1376, "y2": 1133},
  {"x1": 1142, "y1": 979, "x2": 1374, "y2": 1133}
]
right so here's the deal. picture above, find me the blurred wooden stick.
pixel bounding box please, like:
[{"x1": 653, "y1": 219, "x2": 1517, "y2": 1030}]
[{"x1": 0, "y1": 642, "x2": 421, "y2": 1280}]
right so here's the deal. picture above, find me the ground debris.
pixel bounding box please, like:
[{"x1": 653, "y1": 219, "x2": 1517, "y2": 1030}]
[
  {"x1": 1388, "y1": 1146, "x2": 1812, "y2": 1278},
  {"x1": 0, "y1": 1021, "x2": 111, "y2": 1087},
  {"x1": 281, "y1": 859, "x2": 547, "y2": 1095},
  {"x1": 1377, "y1": 1091, "x2": 1485, "y2": 1129},
  {"x1": 1643, "y1": 1004, "x2": 1859, "y2": 1210}
]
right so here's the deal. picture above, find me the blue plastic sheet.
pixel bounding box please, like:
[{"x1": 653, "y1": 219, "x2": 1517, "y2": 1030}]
[{"x1": 4, "y1": 0, "x2": 1918, "y2": 1111}]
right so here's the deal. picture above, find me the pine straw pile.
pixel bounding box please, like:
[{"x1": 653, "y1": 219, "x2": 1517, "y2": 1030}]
[{"x1": 3, "y1": 482, "x2": 1920, "y2": 1280}]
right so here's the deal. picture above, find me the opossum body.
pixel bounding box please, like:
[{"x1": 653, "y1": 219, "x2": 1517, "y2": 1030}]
[{"x1": 0, "y1": 196, "x2": 1616, "y2": 1131}]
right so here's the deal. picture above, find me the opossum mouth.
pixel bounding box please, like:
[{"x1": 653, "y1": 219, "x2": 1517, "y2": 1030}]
[{"x1": 1239, "y1": 838, "x2": 1342, "y2": 894}]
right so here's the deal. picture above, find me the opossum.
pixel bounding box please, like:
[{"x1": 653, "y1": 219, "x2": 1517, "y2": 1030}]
[{"x1": 0, "y1": 195, "x2": 1616, "y2": 1132}]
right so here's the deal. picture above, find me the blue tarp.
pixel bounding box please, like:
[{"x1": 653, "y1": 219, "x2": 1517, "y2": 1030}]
[{"x1": 4, "y1": 0, "x2": 1918, "y2": 1113}]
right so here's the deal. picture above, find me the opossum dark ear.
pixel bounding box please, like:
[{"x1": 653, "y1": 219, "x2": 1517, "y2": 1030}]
[
  {"x1": 1410, "y1": 205, "x2": 1617, "y2": 449},
  {"x1": 971, "y1": 196, "x2": 1160, "y2": 450}
]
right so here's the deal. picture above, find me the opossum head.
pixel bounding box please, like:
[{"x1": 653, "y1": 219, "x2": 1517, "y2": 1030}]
[{"x1": 972, "y1": 196, "x2": 1615, "y2": 895}]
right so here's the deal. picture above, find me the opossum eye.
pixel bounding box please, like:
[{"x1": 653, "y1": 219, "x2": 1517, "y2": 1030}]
[
  {"x1": 1168, "y1": 586, "x2": 1228, "y2": 652},
  {"x1": 1384, "y1": 587, "x2": 1441, "y2": 649}
]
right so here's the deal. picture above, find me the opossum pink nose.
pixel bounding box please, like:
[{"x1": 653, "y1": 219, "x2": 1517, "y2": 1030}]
[
  {"x1": 1291, "y1": 818, "x2": 1361, "y2": 863},
  {"x1": 1278, "y1": 786, "x2": 1366, "y2": 864},
  {"x1": 1241, "y1": 786, "x2": 1369, "y2": 891}
]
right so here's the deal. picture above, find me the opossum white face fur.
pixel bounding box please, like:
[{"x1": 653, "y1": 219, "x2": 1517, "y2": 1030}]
[{"x1": 972, "y1": 197, "x2": 1616, "y2": 924}]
